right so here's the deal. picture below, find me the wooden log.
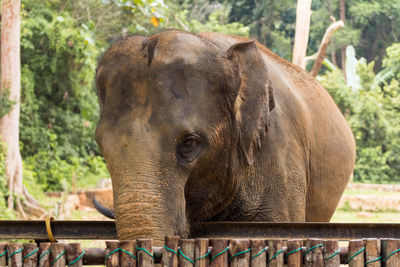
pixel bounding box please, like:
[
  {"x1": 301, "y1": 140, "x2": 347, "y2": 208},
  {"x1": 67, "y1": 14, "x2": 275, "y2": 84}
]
[
  {"x1": 229, "y1": 239, "x2": 250, "y2": 267},
  {"x1": 194, "y1": 238, "x2": 209, "y2": 267},
  {"x1": 7, "y1": 243, "x2": 23, "y2": 267},
  {"x1": 382, "y1": 239, "x2": 400, "y2": 267},
  {"x1": 250, "y1": 239, "x2": 266, "y2": 267},
  {"x1": 287, "y1": 239, "x2": 302, "y2": 267},
  {"x1": 38, "y1": 243, "x2": 51, "y2": 267},
  {"x1": 323, "y1": 240, "x2": 340, "y2": 267},
  {"x1": 137, "y1": 239, "x2": 154, "y2": 267},
  {"x1": 120, "y1": 240, "x2": 137, "y2": 267},
  {"x1": 347, "y1": 239, "x2": 365, "y2": 267},
  {"x1": 82, "y1": 248, "x2": 107, "y2": 265},
  {"x1": 304, "y1": 239, "x2": 323, "y2": 267},
  {"x1": 209, "y1": 239, "x2": 228, "y2": 267},
  {"x1": 105, "y1": 241, "x2": 120, "y2": 267},
  {"x1": 50, "y1": 243, "x2": 66, "y2": 267},
  {"x1": 267, "y1": 239, "x2": 284, "y2": 267},
  {"x1": 0, "y1": 242, "x2": 7, "y2": 267},
  {"x1": 179, "y1": 239, "x2": 195, "y2": 267},
  {"x1": 22, "y1": 243, "x2": 38, "y2": 267},
  {"x1": 365, "y1": 239, "x2": 381, "y2": 267},
  {"x1": 65, "y1": 243, "x2": 84, "y2": 267},
  {"x1": 162, "y1": 236, "x2": 178, "y2": 267}
]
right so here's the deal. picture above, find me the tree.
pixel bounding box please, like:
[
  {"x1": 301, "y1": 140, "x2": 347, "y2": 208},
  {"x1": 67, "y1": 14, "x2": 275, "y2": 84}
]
[
  {"x1": 340, "y1": 0, "x2": 346, "y2": 79},
  {"x1": 292, "y1": 0, "x2": 312, "y2": 68},
  {"x1": 0, "y1": 0, "x2": 43, "y2": 217},
  {"x1": 318, "y1": 43, "x2": 400, "y2": 183}
]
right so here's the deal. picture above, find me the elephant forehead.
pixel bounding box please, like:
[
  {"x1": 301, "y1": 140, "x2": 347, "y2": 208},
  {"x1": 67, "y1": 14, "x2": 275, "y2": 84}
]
[
  {"x1": 97, "y1": 32, "x2": 228, "y2": 130},
  {"x1": 151, "y1": 33, "x2": 214, "y2": 65},
  {"x1": 147, "y1": 74, "x2": 220, "y2": 125}
]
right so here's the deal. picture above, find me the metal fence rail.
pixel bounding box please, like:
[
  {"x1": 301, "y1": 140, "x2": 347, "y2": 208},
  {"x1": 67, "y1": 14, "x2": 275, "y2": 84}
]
[{"x1": 1, "y1": 220, "x2": 400, "y2": 240}]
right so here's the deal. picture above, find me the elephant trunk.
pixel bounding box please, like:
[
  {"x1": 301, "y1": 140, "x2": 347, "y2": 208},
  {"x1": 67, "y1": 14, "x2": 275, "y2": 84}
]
[{"x1": 110, "y1": 167, "x2": 187, "y2": 245}]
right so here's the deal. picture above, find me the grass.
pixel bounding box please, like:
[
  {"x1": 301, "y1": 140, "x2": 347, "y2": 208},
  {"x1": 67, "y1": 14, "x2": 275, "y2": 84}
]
[
  {"x1": 344, "y1": 188, "x2": 400, "y2": 197},
  {"x1": 332, "y1": 209, "x2": 400, "y2": 223}
]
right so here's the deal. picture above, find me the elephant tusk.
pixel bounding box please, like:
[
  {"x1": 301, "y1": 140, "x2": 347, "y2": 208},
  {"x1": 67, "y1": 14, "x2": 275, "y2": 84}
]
[{"x1": 92, "y1": 196, "x2": 115, "y2": 219}]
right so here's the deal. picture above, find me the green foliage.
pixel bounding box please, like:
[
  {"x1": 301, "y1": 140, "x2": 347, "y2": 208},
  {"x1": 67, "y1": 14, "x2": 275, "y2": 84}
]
[
  {"x1": 97, "y1": 0, "x2": 167, "y2": 33},
  {"x1": 172, "y1": 10, "x2": 249, "y2": 35},
  {"x1": 0, "y1": 89, "x2": 16, "y2": 118},
  {"x1": 320, "y1": 43, "x2": 400, "y2": 183},
  {"x1": 318, "y1": 69, "x2": 355, "y2": 116},
  {"x1": 335, "y1": 0, "x2": 400, "y2": 69},
  {"x1": 229, "y1": 0, "x2": 296, "y2": 58},
  {"x1": 165, "y1": 1, "x2": 249, "y2": 36},
  {"x1": 18, "y1": 2, "x2": 103, "y2": 191},
  {"x1": 20, "y1": 3, "x2": 99, "y2": 157},
  {"x1": 0, "y1": 142, "x2": 16, "y2": 219}
]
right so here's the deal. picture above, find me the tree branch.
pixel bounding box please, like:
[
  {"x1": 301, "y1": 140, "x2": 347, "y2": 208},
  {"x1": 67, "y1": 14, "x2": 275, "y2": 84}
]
[{"x1": 310, "y1": 20, "x2": 344, "y2": 77}]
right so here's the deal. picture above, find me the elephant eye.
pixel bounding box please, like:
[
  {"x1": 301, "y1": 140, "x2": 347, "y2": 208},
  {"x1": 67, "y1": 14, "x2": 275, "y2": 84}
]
[{"x1": 176, "y1": 134, "x2": 205, "y2": 163}]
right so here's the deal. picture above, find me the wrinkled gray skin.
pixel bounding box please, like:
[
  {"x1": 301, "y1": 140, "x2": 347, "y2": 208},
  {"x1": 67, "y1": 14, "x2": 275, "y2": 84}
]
[{"x1": 95, "y1": 31, "x2": 355, "y2": 244}]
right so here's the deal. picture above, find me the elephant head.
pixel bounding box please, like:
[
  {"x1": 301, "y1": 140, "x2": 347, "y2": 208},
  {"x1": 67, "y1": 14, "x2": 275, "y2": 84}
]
[{"x1": 95, "y1": 31, "x2": 275, "y2": 243}]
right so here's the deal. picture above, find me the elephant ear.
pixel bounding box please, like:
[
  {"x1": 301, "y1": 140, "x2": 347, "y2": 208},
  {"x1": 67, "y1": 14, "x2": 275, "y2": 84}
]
[{"x1": 227, "y1": 40, "x2": 275, "y2": 166}]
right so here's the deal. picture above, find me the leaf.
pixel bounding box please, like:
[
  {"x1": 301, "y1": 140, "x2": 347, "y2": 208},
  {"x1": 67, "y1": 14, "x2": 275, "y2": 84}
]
[
  {"x1": 345, "y1": 45, "x2": 361, "y2": 91},
  {"x1": 322, "y1": 58, "x2": 338, "y2": 71},
  {"x1": 150, "y1": 16, "x2": 160, "y2": 27}
]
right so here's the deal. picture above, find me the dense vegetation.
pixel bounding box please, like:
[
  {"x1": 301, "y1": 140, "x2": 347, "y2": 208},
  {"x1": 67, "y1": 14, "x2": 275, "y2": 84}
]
[{"x1": 1, "y1": 0, "x2": 400, "y2": 215}]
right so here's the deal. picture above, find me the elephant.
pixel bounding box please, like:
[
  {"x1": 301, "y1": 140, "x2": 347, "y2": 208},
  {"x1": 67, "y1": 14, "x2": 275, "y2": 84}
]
[{"x1": 94, "y1": 30, "x2": 356, "y2": 244}]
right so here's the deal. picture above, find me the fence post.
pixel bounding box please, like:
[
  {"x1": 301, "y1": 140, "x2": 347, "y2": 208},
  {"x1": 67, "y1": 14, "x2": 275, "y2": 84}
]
[
  {"x1": 22, "y1": 243, "x2": 38, "y2": 267},
  {"x1": 120, "y1": 240, "x2": 136, "y2": 267},
  {"x1": 347, "y1": 239, "x2": 365, "y2": 267},
  {"x1": 229, "y1": 239, "x2": 250, "y2": 267},
  {"x1": 250, "y1": 239, "x2": 266, "y2": 267},
  {"x1": 209, "y1": 239, "x2": 228, "y2": 267},
  {"x1": 267, "y1": 239, "x2": 284, "y2": 267},
  {"x1": 163, "y1": 236, "x2": 178, "y2": 267},
  {"x1": 304, "y1": 239, "x2": 323, "y2": 267},
  {"x1": 7, "y1": 243, "x2": 22, "y2": 267},
  {"x1": 194, "y1": 238, "x2": 209, "y2": 267},
  {"x1": 382, "y1": 239, "x2": 400, "y2": 267},
  {"x1": 105, "y1": 241, "x2": 120, "y2": 267},
  {"x1": 137, "y1": 239, "x2": 154, "y2": 267},
  {"x1": 287, "y1": 239, "x2": 302, "y2": 267},
  {"x1": 0, "y1": 242, "x2": 7, "y2": 266},
  {"x1": 179, "y1": 239, "x2": 195, "y2": 267},
  {"x1": 365, "y1": 238, "x2": 381, "y2": 267},
  {"x1": 50, "y1": 243, "x2": 66, "y2": 267},
  {"x1": 323, "y1": 240, "x2": 340, "y2": 267},
  {"x1": 65, "y1": 243, "x2": 83, "y2": 267},
  {"x1": 38, "y1": 242, "x2": 51, "y2": 267}
]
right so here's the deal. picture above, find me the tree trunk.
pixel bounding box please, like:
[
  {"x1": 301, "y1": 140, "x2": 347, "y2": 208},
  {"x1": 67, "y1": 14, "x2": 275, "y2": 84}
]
[
  {"x1": 292, "y1": 0, "x2": 313, "y2": 69},
  {"x1": 340, "y1": 0, "x2": 346, "y2": 80},
  {"x1": 1, "y1": 0, "x2": 44, "y2": 217}
]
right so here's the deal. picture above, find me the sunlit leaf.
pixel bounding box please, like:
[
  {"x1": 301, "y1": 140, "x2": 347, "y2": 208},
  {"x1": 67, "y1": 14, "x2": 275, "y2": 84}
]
[{"x1": 150, "y1": 16, "x2": 160, "y2": 27}]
